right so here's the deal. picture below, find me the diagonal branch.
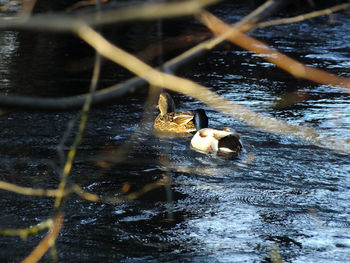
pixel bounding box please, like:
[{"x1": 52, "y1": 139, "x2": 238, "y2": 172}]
[
  {"x1": 0, "y1": 0, "x2": 285, "y2": 110},
  {"x1": 75, "y1": 22, "x2": 350, "y2": 153},
  {"x1": 200, "y1": 11, "x2": 350, "y2": 90},
  {"x1": 258, "y1": 3, "x2": 350, "y2": 28},
  {"x1": 21, "y1": 213, "x2": 64, "y2": 263}
]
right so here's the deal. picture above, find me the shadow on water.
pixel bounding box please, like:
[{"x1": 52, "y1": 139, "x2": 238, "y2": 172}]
[{"x1": 1, "y1": 2, "x2": 350, "y2": 263}]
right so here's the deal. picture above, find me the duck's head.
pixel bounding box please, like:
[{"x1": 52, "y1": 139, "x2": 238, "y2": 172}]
[
  {"x1": 193, "y1": 109, "x2": 208, "y2": 131},
  {"x1": 157, "y1": 92, "x2": 176, "y2": 116}
]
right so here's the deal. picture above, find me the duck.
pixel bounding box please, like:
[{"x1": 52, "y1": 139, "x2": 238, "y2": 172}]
[
  {"x1": 153, "y1": 91, "x2": 196, "y2": 133},
  {"x1": 190, "y1": 109, "x2": 242, "y2": 154}
]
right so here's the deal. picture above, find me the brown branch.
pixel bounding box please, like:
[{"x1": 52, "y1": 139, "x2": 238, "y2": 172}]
[
  {"x1": 19, "y1": 0, "x2": 37, "y2": 17},
  {"x1": 21, "y1": 213, "x2": 64, "y2": 263},
  {"x1": 200, "y1": 11, "x2": 350, "y2": 90}
]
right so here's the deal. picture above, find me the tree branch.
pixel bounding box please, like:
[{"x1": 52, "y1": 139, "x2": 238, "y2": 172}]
[
  {"x1": 0, "y1": 0, "x2": 221, "y2": 32},
  {"x1": 0, "y1": 0, "x2": 286, "y2": 110},
  {"x1": 21, "y1": 213, "x2": 64, "y2": 263},
  {"x1": 76, "y1": 23, "x2": 350, "y2": 153},
  {"x1": 258, "y1": 3, "x2": 350, "y2": 28},
  {"x1": 200, "y1": 11, "x2": 350, "y2": 90}
]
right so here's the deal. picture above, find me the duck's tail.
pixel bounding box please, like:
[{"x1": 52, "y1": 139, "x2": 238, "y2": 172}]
[{"x1": 218, "y1": 134, "x2": 242, "y2": 153}]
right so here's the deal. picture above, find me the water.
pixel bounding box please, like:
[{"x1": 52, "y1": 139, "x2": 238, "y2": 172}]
[{"x1": 0, "y1": 2, "x2": 350, "y2": 262}]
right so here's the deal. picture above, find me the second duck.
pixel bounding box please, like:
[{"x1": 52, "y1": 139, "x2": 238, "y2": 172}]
[{"x1": 190, "y1": 109, "x2": 242, "y2": 154}]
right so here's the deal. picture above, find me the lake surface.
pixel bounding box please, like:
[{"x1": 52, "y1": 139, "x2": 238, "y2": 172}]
[{"x1": 0, "y1": 2, "x2": 349, "y2": 262}]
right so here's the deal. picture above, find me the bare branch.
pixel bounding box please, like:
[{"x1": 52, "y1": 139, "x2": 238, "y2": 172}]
[
  {"x1": 21, "y1": 213, "x2": 64, "y2": 263},
  {"x1": 76, "y1": 23, "x2": 350, "y2": 153},
  {"x1": 0, "y1": 0, "x2": 221, "y2": 32},
  {"x1": 200, "y1": 11, "x2": 350, "y2": 90},
  {"x1": 102, "y1": 178, "x2": 168, "y2": 204},
  {"x1": 0, "y1": 219, "x2": 53, "y2": 239},
  {"x1": 0, "y1": 0, "x2": 285, "y2": 110},
  {"x1": 0, "y1": 180, "x2": 99, "y2": 201},
  {"x1": 54, "y1": 50, "x2": 101, "y2": 209},
  {"x1": 19, "y1": 0, "x2": 37, "y2": 18},
  {"x1": 258, "y1": 3, "x2": 350, "y2": 28},
  {"x1": 0, "y1": 180, "x2": 60, "y2": 197}
]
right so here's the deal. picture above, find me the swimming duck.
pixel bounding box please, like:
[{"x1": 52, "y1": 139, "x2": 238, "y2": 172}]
[
  {"x1": 153, "y1": 92, "x2": 196, "y2": 133},
  {"x1": 190, "y1": 109, "x2": 242, "y2": 154}
]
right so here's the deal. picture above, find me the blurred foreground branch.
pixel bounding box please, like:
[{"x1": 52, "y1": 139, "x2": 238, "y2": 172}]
[
  {"x1": 258, "y1": 3, "x2": 350, "y2": 28},
  {"x1": 0, "y1": 0, "x2": 221, "y2": 32},
  {"x1": 0, "y1": 180, "x2": 99, "y2": 201},
  {"x1": 0, "y1": 178, "x2": 167, "y2": 203},
  {"x1": 0, "y1": 1, "x2": 348, "y2": 110},
  {"x1": 0, "y1": 0, "x2": 285, "y2": 110},
  {"x1": 76, "y1": 22, "x2": 350, "y2": 153},
  {"x1": 200, "y1": 11, "x2": 350, "y2": 90},
  {"x1": 0, "y1": 219, "x2": 53, "y2": 239},
  {"x1": 53, "y1": 50, "x2": 101, "y2": 208},
  {"x1": 21, "y1": 213, "x2": 64, "y2": 263}
]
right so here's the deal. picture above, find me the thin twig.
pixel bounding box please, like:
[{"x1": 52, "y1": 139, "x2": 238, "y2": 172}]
[
  {"x1": 0, "y1": 180, "x2": 100, "y2": 201},
  {"x1": 258, "y1": 3, "x2": 350, "y2": 28},
  {"x1": 0, "y1": 180, "x2": 61, "y2": 197},
  {"x1": 0, "y1": 219, "x2": 53, "y2": 240},
  {"x1": 21, "y1": 213, "x2": 64, "y2": 263},
  {"x1": 102, "y1": 178, "x2": 168, "y2": 204},
  {"x1": 54, "y1": 51, "x2": 101, "y2": 209}
]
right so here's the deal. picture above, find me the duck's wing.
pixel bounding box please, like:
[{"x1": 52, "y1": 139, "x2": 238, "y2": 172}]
[
  {"x1": 173, "y1": 112, "x2": 194, "y2": 125},
  {"x1": 212, "y1": 130, "x2": 233, "y2": 140}
]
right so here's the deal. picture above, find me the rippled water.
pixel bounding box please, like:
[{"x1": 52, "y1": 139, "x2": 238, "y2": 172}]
[{"x1": 0, "y1": 2, "x2": 350, "y2": 263}]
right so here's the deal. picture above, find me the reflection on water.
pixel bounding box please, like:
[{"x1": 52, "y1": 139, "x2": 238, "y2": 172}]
[
  {"x1": 0, "y1": 2, "x2": 350, "y2": 263},
  {"x1": 0, "y1": 31, "x2": 18, "y2": 92}
]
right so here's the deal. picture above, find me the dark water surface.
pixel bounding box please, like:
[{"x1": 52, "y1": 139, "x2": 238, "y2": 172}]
[{"x1": 1, "y1": 2, "x2": 350, "y2": 262}]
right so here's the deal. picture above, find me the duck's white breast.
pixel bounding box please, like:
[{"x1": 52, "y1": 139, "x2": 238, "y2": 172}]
[{"x1": 191, "y1": 128, "x2": 217, "y2": 152}]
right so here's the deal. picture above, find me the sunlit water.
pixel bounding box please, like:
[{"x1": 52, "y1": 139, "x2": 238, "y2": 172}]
[{"x1": 0, "y1": 3, "x2": 350, "y2": 263}]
